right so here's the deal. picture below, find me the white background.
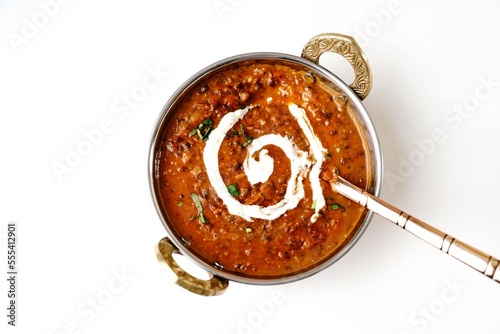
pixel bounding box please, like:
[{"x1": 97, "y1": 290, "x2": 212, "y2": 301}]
[{"x1": 1, "y1": 0, "x2": 500, "y2": 333}]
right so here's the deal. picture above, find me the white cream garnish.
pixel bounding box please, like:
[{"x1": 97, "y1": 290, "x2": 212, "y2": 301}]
[
  {"x1": 203, "y1": 103, "x2": 327, "y2": 222},
  {"x1": 288, "y1": 103, "x2": 328, "y2": 221},
  {"x1": 243, "y1": 136, "x2": 274, "y2": 185}
]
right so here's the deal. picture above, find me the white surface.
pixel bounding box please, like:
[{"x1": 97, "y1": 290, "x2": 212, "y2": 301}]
[{"x1": 1, "y1": 1, "x2": 500, "y2": 333}]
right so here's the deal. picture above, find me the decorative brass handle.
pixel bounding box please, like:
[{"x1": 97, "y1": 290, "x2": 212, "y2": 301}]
[
  {"x1": 155, "y1": 237, "x2": 229, "y2": 296},
  {"x1": 301, "y1": 33, "x2": 372, "y2": 100},
  {"x1": 333, "y1": 176, "x2": 500, "y2": 284}
]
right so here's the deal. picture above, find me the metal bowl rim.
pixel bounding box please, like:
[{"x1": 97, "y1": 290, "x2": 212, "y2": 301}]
[{"x1": 148, "y1": 51, "x2": 384, "y2": 285}]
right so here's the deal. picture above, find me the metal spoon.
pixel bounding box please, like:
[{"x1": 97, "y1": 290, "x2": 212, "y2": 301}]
[{"x1": 332, "y1": 175, "x2": 500, "y2": 284}]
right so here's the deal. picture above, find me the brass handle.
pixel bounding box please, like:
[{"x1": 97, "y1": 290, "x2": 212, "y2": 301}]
[
  {"x1": 155, "y1": 237, "x2": 229, "y2": 296},
  {"x1": 333, "y1": 176, "x2": 500, "y2": 284},
  {"x1": 301, "y1": 33, "x2": 372, "y2": 100}
]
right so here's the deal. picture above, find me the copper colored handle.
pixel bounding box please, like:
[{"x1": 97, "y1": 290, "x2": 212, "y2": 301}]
[
  {"x1": 155, "y1": 237, "x2": 229, "y2": 296},
  {"x1": 333, "y1": 176, "x2": 500, "y2": 284},
  {"x1": 301, "y1": 33, "x2": 372, "y2": 100}
]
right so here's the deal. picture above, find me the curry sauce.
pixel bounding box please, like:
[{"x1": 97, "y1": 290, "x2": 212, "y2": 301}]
[{"x1": 157, "y1": 63, "x2": 371, "y2": 277}]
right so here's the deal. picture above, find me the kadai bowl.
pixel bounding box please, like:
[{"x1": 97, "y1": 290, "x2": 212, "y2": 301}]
[{"x1": 149, "y1": 33, "x2": 383, "y2": 295}]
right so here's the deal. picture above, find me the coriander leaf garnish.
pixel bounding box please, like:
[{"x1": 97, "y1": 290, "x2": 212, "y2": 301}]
[
  {"x1": 202, "y1": 126, "x2": 212, "y2": 141},
  {"x1": 190, "y1": 193, "x2": 207, "y2": 223},
  {"x1": 196, "y1": 128, "x2": 204, "y2": 139},
  {"x1": 189, "y1": 118, "x2": 213, "y2": 141},
  {"x1": 238, "y1": 124, "x2": 254, "y2": 147},
  {"x1": 202, "y1": 119, "x2": 213, "y2": 126},
  {"x1": 230, "y1": 124, "x2": 253, "y2": 147},
  {"x1": 242, "y1": 137, "x2": 254, "y2": 148},
  {"x1": 227, "y1": 183, "x2": 239, "y2": 197},
  {"x1": 330, "y1": 203, "x2": 345, "y2": 211}
]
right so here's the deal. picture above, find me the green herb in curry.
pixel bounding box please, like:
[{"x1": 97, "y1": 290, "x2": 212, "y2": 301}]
[
  {"x1": 189, "y1": 119, "x2": 214, "y2": 141},
  {"x1": 227, "y1": 183, "x2": 239, "y2": 197},
  {"x1": 330, "y1": 203, "x2": 345, "y2": 211},
  {"x1": 190, "y1": 193, "x2": 207, "y2": 223},
  {"x1": 239, "y1": 124, "x2": 254, "y2": 148}
]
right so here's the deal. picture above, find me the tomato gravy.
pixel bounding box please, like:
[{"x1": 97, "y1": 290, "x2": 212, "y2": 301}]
[{"x1": 156, "y1": 62, "x2": 371, "y2": 277}]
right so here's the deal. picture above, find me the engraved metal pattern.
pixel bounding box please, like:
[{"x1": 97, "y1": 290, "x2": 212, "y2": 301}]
[
  {"x1": 301, "y1": 33, "x2": 372, "y2": 100},
  {"x1": 155, "y1": 237, "x2": 229, "y2": 296},
  {"x1": 334, "y1": 176, "x2": 500, "y2": 284}
]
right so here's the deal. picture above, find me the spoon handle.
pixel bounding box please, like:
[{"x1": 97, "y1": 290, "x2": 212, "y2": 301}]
[{"x1": 333, "y1": 176, "x2": 500, "y2": 284}]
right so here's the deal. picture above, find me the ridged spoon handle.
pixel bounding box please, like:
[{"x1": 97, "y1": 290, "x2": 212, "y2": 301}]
[{"x1": 333, "y1": 176, "x2": 500, "y2": 284}]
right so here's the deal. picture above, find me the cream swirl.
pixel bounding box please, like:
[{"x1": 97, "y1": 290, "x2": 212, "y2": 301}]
[{"x1": 203, "y1": 103, "x2": 327, "y2": 222}]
